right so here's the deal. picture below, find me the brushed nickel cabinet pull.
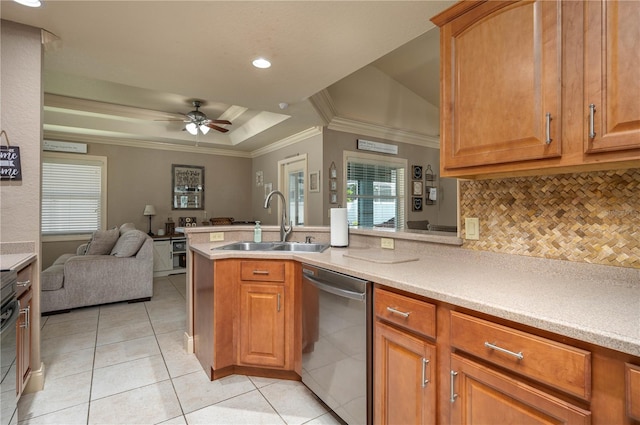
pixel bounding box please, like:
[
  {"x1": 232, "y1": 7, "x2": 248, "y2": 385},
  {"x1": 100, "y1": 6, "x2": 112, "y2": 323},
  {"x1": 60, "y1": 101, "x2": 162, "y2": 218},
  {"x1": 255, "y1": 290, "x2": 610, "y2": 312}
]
[
  {"x1": 421, "y1": 358, "x2": 430, "y2": 388},
  {"x1": 450, "y1": 370, "x2": 458, "y2": 403},
  {"x1": 277, "y1": 293, "x2": 281, "y2": 312},
  {"x1": 545, "y1": 113, "x2": 552, "y2": 144},
  {"x1": 484, "y1": 341, "x2": 524, "y2": 360},
  {"x1": 589, "y1": 103, "x2": 597, "y2": 139},
  {"x1": 20, "y1": 306, "x2": 30, "y2": 329},
  {"x1": 253, "y1": 270, "x2": 270, "y2": 275},
  {"x1": 386, "y1": 306, "x2": 410, "y2": 318}
]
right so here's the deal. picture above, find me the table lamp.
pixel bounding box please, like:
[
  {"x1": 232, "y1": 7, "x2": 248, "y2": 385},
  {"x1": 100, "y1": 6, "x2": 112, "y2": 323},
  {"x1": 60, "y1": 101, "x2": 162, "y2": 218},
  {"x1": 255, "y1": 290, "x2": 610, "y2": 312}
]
[{"x1": 143, "y1": 205, "x2": 156, "y2": 236}]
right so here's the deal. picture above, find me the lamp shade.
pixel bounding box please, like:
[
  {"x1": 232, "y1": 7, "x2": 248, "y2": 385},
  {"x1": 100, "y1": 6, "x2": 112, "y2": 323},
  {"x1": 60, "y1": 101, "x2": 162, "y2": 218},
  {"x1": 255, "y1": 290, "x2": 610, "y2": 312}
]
[
  {"x1": 143, "y1": 205, "x2": 156, "y2": 216},
  {"x1": 199, "y1": 125, "x2": 210, "y2": 135}
]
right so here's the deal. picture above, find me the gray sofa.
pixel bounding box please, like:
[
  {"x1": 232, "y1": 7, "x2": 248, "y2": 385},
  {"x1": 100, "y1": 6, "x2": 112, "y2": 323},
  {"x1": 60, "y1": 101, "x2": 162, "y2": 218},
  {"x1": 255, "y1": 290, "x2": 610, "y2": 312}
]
[{"x1": 41, "y1": 224, "x2": 154, "y2": 314}]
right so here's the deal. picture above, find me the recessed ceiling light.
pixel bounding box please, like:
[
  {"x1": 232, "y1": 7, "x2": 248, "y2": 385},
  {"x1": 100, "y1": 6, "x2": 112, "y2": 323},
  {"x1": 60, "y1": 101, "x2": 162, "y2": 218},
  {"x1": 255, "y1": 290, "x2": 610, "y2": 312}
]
[
  {"x1": 13, "y1": 0, "x2": 42, "y2": 7},
  {"x1": 252, "y1": 58, "x2": 271, "y2": 69}
]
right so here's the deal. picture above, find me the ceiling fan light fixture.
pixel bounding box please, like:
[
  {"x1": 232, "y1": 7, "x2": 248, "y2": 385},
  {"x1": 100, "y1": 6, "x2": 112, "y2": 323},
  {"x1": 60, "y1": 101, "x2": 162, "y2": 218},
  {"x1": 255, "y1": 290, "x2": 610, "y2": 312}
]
[
  {"x1": 13, "y1": 0, "x2": 42, "y2": 7},
  {"x1": 252, "y1": 57, "x2": 271, "y2": 69},
  {"x1": 199, "y1": 125, "x2": 210, "y2": 135},
  {"x1": 185, "y1": 122, "x2": 198, "y2": 135}
]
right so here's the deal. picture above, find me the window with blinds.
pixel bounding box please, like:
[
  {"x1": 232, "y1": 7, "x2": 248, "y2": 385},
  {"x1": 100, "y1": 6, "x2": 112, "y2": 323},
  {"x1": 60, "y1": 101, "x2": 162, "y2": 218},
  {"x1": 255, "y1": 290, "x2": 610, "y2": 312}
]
[
  {"x1": 42, "y1": 153, "x2": 107, "y2": 236},
  {"x1": 345, "y1": 152, "x2": 406, "y2": 229}
]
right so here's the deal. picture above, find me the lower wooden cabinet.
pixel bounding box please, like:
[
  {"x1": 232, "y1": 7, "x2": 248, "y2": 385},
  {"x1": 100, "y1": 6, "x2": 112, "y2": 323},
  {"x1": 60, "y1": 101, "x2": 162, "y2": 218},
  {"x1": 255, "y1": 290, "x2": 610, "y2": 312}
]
[
  {"x1": 450, "y1": 354, "x2": 591, "y2": 424},
  {"x1": 238, "y1": 283, "x2": 286, "y2": 368},
  {"x1": 374, "y1": 321, "x2": 436, "y2": 425},
  {"x1": 192, "y1": 255, "x2": 299, "y2": 380},
  {"x1": 627, "y1": 363, "x2": 640, "y2": 421}
]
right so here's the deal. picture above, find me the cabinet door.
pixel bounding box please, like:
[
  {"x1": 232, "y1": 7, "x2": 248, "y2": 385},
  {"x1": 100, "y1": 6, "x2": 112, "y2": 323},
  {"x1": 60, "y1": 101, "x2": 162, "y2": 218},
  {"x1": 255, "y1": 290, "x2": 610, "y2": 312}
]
[
  {"x1": 17, "y1": 289, "x2": 32, "y2": 394},
  {"x1": 238, "y1": 283, "x2": 286, "y2": 368},
  {"x1": 584, "y1": 0, "x2": 640, "y2": 153},
  {"x1": 450, "y1": 354, "x2": 590, "y2": 424},
  {"x1": 374, "y1": 321, "x2": 436, "y2": 425},
  {"x1": 438, "y1": 0, "x2": 562, "y2": 171},
  {"x1": 152, "y1": 240, "x2": 172, "y2": 272}
]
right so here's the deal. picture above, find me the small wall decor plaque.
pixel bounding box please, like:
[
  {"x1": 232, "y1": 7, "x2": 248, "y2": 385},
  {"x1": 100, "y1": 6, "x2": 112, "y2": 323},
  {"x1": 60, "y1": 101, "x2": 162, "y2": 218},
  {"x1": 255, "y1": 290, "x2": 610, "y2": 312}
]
[{"x1": 0, "y1": 130, "x2": 22, "y2": 180}]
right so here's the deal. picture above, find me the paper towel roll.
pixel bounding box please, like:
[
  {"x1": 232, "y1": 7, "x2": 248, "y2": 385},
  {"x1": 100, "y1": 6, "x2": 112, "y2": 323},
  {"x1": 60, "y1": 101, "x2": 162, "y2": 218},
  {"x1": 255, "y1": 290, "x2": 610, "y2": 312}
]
[{"x1": 330, "y1": 208, "x2": 349, "y2": 247}]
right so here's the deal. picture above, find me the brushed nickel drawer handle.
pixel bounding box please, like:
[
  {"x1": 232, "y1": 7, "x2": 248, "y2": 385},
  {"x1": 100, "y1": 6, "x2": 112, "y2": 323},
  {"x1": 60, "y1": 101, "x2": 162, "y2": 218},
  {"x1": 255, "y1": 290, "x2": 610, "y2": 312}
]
[
  {"x1": 450, "y1": 370, "x2": 458, "y2": 403},
  {"x1": 17, "y1": 280, "x2": 30, "y2": 287},
  {"x1": 252, "y1": 270, "x2": 270, "y2": 275},
  {"x1": 386, "y1": 306, "x2": 410, "y2": 318},
  {"x1": 484, "y1": 341, "x2": 524, "y2": 360}
]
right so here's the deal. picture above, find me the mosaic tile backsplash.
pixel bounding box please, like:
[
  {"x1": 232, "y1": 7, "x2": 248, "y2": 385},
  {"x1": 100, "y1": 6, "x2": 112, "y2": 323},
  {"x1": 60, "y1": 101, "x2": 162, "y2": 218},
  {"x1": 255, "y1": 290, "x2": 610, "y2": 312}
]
[{"x1": 459, "y1": 168, "x2": 640, "y2": 269}]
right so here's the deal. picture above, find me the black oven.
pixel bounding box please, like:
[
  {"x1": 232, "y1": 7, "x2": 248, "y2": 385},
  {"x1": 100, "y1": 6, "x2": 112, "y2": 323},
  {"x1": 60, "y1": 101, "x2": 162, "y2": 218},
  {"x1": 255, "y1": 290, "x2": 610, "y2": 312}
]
[{"x1": 1, "y1": 270, "x2": 19, "y2": 425}]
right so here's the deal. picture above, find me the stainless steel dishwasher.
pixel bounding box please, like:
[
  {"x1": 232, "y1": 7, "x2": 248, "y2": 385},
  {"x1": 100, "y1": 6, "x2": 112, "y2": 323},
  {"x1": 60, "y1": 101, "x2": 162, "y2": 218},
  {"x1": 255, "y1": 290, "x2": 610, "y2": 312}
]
[{"x1": 301, "y1": 264, "x2": 372, "y2": 425}]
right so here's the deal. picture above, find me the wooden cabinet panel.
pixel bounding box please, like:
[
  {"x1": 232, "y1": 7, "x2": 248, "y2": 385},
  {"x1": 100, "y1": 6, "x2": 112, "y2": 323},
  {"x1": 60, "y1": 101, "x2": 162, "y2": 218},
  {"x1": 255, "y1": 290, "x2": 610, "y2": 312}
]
[
  {"x1": 240, "y1": 260, "x2": 285, "y2": 282},
  {"x1": 436, "y1": 0, "x2": 562, "y2": 170},
  {"x1": 374, "y1": 321, "x2": 436, "y2": 425},
  {"x1": 585, "y1": 0, "x2": 640, "y2": 154},
  {"x1": 238, "y1": 283, "x2": 286, "y2": 368},
  {"x1": 450, "y1": 354, "x2": 591, "y2": 424},
  {"x1": 152, "y1": 240, "x2": 172, "y2": 273},
  {"x1": 627, "y1": 363, "x2": 640, "y2": 421},
  {"x1": 450, "y1": 311, "x2": 591, "y2": 399},
  {"x1": 374, "y1": 288, "x2": 436, "y2": 339}
]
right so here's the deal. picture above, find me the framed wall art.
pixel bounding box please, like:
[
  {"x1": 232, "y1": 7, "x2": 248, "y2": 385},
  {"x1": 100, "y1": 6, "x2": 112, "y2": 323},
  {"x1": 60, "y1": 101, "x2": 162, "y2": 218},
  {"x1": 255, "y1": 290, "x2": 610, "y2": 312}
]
[
  {"x1": 309, "y1": 171, "x2": 320, "y2": 192},
  {"x1": 172, "y1": 164, "x2": 204, "y2": 210}
]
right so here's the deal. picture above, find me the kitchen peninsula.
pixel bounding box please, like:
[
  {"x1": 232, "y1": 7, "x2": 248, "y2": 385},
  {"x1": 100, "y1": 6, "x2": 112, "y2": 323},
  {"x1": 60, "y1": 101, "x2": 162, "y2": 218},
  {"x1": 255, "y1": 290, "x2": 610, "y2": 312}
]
[{"x1": 182, "y1": 225, "x2": 640, "y2": 423}]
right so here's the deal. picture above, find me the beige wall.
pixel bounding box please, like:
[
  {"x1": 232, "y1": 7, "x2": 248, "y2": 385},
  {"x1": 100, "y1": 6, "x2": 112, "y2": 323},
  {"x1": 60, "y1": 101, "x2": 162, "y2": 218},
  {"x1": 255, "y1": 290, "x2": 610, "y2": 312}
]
[
  {"x1": 322, "y1": 128, "x2": 457, "y2": 227},
  {"x1": 251, "y1": 131, "x2": 324, "y2": 226},
  {"x1": 1, "y1": 20, "x2": 42, "y2": 245}
]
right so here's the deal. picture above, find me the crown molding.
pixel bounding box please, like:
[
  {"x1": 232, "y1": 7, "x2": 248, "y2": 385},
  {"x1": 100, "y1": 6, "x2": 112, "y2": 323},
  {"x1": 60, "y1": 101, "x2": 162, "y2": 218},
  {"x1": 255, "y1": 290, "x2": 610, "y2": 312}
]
[
  {"x1": 328, "y1": 116, "x2": 440, "y2": 149},
  {"x1": 250, "y1": 126, "x2": 323, "y2": 158},
  {"x1": 43, "y1": 131, "x2": 252, "y2": 158},
  {"x1": 308, "y1": 90, "x2": 336, "y2": 125}
]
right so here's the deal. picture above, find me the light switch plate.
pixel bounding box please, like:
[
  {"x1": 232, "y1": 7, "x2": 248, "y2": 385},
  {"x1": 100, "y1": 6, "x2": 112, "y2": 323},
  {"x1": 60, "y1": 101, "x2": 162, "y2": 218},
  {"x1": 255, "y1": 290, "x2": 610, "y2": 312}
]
[
  {"x1": 209, "y1": 232, "x2": 224, "y2": 242},
  {"x1": 381, "y1": 238, "x2": 395, "y2": 249},
  {"x1": 465, "y1": 218, "x2": 479, "y2": 240}
]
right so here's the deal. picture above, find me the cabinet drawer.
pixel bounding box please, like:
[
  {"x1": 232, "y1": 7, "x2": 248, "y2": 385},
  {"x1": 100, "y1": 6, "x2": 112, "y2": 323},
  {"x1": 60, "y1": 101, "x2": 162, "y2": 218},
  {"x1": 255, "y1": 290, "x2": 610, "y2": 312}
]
[
  {"x1": 240, "y1": 261, "x2": 285, "y2": 282},
  {"x1": 627, "y1": 363, "x2": 640, "y2": 421},
  {"x1": 450, "y1": 311, "x2": 591, "y2": 400},
  {"x1": 374, "y1": 288, "x2": 436, "y2": 339}
]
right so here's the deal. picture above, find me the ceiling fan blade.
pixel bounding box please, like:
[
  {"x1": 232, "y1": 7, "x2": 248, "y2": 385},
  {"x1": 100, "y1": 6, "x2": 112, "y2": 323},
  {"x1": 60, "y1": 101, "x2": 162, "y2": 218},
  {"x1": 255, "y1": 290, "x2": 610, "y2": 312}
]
[
  {"x1": 210, "y1": 119, "x2": 232, "y2": 125},
  {"x1": 206, "y1": 123, "x2": 230, "y2": 133},
  {"x1": 153, "y1": 118, "x2": 186, "y2": 122}
]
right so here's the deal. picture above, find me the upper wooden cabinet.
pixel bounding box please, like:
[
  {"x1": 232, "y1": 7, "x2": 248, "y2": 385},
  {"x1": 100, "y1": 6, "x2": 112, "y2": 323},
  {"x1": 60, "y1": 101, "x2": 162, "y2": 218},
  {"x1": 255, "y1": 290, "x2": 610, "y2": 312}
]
[
  {"x1": 584, "y1": 0, "x2": 640, "y2": 154},
  {"x1": 432, "y1": 0, "x2": 640, "y2": 179}
]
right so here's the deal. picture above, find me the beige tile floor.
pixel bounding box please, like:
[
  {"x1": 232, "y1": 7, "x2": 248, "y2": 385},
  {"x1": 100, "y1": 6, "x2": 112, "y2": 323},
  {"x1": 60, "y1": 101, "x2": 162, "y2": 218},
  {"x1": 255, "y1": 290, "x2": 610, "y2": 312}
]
[{"x1": 18, "y1": 274, "x2": 342, "y2": 425}]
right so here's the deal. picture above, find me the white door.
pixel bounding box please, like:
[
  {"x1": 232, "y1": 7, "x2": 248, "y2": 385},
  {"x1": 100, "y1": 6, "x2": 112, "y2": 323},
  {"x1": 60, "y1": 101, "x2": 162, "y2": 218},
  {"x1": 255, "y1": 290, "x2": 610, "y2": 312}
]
[{"x1": 278, "y1": 156, "x2": 307, "y2": 226}]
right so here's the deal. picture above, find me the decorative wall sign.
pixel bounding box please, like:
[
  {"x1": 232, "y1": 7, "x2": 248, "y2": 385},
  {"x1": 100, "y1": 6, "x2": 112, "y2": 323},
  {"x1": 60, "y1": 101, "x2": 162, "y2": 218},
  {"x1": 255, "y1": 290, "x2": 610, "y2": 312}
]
[
  {"x1": 412, "y1": 165, "x2": 422, "y2": 180},
  {"x1": 412, "y1": 181, "x2": 423, "y2": 196},
  {"x1": 43, "y1": 140, "x2": 87, "y2": 154},
  {"x1": 309, "y1": 171, "x2": 320, "y2": 192},
  {"x1": 172, "y1": 164, "x2": 204, "y2": 210},
  {"x1": 357, "y1": 139, "x2": 398, "y2": 155},
  {"x1": 412, "y1": 197, "x2": 423, "y2": 211},
  {"x1": 0, "y1": 130, "x2": 21, "y2": 181}
]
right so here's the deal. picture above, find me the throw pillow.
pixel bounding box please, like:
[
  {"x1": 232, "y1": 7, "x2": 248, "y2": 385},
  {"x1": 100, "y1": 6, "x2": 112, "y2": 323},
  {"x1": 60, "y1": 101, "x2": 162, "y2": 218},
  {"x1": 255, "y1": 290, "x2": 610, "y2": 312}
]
[
  {"x1": 111, "y1": 229, "x2": 147, "y2": 257},
  {"x1": 119, "y1": 222, "x2": 136, "y2": 235},
  {"x1": 85, "y1": 227, "x2": 120, "y2": 255}
]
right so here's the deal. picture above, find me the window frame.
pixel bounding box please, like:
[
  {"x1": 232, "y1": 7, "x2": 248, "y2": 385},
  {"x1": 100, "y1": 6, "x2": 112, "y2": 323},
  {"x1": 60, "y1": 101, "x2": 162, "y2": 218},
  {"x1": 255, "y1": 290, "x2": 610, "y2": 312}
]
[
  {"x1": 342, "y1": 150, "x2": 407, "y2": 229},
  {"x1": 41, "y1": 152, "x2": 107, "y2": 242}
]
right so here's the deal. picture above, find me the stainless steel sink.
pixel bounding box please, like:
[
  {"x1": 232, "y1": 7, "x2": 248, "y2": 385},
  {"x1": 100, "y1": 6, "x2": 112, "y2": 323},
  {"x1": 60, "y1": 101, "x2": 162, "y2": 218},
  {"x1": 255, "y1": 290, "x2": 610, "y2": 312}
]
[
  {"x1": 214, "y1": 241, "x2": 329, "y2": 253},
  {"x1": 270, "y1": 242, "x2": 329, "y2": 253}
]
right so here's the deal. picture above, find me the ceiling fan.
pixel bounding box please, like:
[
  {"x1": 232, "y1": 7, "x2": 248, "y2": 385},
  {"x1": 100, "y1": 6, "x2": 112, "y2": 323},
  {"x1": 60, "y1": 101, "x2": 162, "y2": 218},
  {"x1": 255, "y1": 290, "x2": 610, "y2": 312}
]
[{"x1": 160, "y1": 100, "x2": 232, "y2": 135}]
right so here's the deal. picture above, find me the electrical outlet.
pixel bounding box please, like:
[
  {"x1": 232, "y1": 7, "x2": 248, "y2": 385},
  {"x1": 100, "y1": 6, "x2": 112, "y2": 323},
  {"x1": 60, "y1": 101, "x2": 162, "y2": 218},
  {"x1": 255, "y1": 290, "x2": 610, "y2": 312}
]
[
  {"x1": 209, "y1": 232, "x2": 224, "y2": 242},
  {"x1": 381, "y1": 238, "x2": 395, "y2": 249},
  {"x1": 465, "y1": 218, "x2": 479, "y2": 240}
]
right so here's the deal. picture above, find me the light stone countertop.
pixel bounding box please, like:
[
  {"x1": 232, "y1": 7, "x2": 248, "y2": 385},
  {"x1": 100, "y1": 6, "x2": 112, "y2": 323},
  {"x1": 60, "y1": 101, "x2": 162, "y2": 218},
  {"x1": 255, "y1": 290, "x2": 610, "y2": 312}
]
[
  {"x1": 190, "y1": 240, "x2": 640, "y2": 357},
  {"x1": 0, "y1": 252, "x2": 37, "y2": 271}
]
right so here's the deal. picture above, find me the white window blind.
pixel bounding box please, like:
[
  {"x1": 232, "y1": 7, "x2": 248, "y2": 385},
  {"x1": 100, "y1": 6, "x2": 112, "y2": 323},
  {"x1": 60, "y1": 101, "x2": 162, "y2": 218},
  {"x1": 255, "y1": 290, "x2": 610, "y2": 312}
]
[
  {"x1": 345, "y1": 153, "x2": 406, "y2": 229},
  {"x1": 42, "y1": 154, "x2": 106, "y2": 235}
]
